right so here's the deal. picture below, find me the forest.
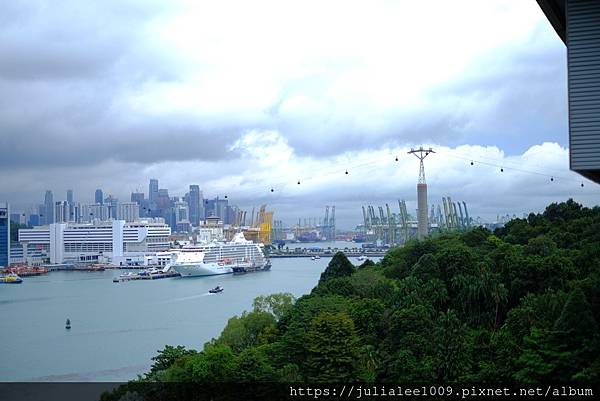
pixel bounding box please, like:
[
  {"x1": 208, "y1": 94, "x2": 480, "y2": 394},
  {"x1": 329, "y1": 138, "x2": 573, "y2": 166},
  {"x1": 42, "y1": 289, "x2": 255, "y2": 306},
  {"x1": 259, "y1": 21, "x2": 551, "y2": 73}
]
[{"x1": 104, "y1": 199, "x2": 599, "y2": 399}]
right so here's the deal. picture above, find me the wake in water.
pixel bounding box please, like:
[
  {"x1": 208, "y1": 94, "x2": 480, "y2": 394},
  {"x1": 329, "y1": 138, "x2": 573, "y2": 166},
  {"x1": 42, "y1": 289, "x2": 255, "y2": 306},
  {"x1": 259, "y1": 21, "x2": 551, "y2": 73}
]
[{"x1": 159, "y1": 292, "x2": 213, "y2": 304}]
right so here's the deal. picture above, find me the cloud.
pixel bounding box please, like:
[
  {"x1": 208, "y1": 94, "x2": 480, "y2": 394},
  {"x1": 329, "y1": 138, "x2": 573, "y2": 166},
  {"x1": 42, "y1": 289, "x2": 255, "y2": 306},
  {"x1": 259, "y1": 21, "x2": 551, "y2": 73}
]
[{"x1": 0, "y1": 1, "x2": 596, "y2": 228}]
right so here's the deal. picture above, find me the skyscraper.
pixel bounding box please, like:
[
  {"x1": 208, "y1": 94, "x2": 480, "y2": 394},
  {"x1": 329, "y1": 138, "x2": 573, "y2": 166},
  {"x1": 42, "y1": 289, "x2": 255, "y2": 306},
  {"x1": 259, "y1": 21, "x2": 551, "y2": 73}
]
[
  {"x1": 189, "y1": 185, "x2": 202, "y2": 226},
  {"x1": 44, "y1": 190, "x2": 54, "y2": 225},
  {"x1": 95, "y1": 189, "x2": 103, "y2": 205},
  {"x1": 149, "y1": 179, "x2": 159, "y2": 206},
  {"x1": 0, "y1": 202, "x2": 9, "y2": 267},
  {"x1": 67, "y1": 189, "x2": 74, "y2": 204}
]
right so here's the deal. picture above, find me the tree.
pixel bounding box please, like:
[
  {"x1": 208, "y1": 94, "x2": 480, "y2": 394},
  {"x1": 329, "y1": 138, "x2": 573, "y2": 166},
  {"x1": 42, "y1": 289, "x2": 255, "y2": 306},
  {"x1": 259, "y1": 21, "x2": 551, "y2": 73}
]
[
  {"x1": 318, "y1": 252, "x2": 354, "y2": 283},
  {"x1": 252, "y1": 293, "x2": 296, "y2": 321},
  {"x1": 185, "y1": 344, "x2": 238, "y2": 382},
  {"x1": 146, "y1": 345, "x2": 196, "y2": 380},
  {"x1": 305, "y1": 312, "x2": 360, "y2": 382},
  {"x1": 216, "y1": 311, "x2": 276, "y2": 353}
]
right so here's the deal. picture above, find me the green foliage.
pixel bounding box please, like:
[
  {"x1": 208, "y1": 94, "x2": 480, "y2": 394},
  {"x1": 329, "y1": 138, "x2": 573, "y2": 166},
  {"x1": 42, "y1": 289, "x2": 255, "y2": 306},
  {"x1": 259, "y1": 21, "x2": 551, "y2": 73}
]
[
  {"x1": 146, "y1": 345, "x2": 196, "y2": 381},
  {"x1": 305, "y1": 312, "x2": 361, "y2": 382},
  {"x1": 318, "y1": 251, "x2": 354, "y2": 283},
  {"x1": 124, "y1": 199, "x2": 600, "y2": 388},
  {"x1": 215, "y1": 311, "x2": 276, "y2": 353},
  {"x1": 252, "y1": 293, "x2": 296, "y2": 321}
]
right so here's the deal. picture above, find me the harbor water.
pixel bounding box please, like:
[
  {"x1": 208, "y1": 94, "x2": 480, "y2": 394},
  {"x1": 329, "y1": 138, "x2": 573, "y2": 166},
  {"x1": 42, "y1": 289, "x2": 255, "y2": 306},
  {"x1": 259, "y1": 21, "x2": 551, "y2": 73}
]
[{"x1": 0, "y1": 254, "x2": 376, "y2": 381}]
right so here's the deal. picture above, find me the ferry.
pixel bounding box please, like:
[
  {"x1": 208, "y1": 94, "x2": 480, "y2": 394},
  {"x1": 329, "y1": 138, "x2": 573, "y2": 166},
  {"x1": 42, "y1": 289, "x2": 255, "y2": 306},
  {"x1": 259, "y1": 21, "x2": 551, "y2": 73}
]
[
  {"x1": 1, "y1": 273, "x2": 23, "y2": 284},
  {"x1": 168, "y1": 233, "x2": 270, "y2": 277}
]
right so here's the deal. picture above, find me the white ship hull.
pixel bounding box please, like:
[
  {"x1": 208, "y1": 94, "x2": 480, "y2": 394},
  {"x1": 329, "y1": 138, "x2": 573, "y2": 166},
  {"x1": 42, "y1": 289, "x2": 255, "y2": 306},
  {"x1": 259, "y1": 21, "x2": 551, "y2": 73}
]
[{"x1": 172, "y1": 263, "x2": 233, "y2": 277}]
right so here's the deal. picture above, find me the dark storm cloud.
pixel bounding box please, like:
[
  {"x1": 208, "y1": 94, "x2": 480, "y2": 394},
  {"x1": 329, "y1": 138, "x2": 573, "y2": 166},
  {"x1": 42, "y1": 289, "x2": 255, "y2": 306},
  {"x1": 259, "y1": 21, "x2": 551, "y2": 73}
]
[{"x1": 0, "y1": 0, "x2": 245, "y2": 169}]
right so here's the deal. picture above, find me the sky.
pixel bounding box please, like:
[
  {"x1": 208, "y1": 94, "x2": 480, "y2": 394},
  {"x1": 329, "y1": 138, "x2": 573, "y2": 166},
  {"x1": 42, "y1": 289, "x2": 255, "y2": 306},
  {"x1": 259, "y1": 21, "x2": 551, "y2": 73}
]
[{"x1": 1, "y1": 0, "x2": 598, "y2": 229}]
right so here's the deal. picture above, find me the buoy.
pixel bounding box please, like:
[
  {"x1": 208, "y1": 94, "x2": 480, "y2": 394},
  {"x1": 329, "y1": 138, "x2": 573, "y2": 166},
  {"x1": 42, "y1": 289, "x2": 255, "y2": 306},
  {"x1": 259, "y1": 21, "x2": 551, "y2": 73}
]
[{"x1": 65, "y1": 318, "x2": 71, "y2": 330}]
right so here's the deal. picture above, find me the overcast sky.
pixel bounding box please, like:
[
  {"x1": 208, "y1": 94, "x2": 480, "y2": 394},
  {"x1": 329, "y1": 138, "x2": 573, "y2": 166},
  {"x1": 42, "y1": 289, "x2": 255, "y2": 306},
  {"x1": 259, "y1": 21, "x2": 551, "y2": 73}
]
[{"x1": 1, "y1": 0, "x2": 598, "y2": 229}]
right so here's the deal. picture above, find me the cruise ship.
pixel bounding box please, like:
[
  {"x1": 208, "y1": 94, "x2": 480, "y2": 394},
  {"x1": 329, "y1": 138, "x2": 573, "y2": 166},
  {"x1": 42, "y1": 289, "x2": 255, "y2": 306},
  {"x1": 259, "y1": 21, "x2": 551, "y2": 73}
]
[{"x1": 167, "y1": 233, "x2": 270, "y2": 277}]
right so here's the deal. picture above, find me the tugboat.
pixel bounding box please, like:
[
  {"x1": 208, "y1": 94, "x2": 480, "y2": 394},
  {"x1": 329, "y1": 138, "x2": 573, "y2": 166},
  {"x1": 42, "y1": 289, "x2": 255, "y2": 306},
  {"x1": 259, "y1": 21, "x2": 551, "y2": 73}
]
[
  {"x1": 209, "y1": 286, "x2": 223, "y2": 294},
  {"x1": 65, "y1": 318, "x2": 71, "y2": 330},
  {"x1": 0, "y1": 273, "x2": 23, "y2": 284}
]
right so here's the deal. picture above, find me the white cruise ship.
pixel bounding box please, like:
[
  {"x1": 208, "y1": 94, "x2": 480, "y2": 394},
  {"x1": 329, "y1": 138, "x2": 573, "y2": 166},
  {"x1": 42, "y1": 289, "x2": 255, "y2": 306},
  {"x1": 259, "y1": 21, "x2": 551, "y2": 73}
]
[{"x1": 168, "y1": 233, "x2": 270, "y2": 277}]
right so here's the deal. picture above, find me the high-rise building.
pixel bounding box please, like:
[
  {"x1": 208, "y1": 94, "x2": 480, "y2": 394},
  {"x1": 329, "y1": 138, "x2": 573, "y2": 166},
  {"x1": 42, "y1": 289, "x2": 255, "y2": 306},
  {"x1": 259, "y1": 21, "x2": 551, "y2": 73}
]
[
  {"x1": 67, "y1": 190, "x2": 74, "y2": 204},
  {"x1": 0, "y1": 202, "x2": 9, "y2": 267},
  {"x1": 54, "y1": 201, "x2": 70, "y2": 223},
  {"x1": 149, "y1": 179, "x2": 159, "y2": 206},
  {"x1": 44, "y1": 190, "x2": 54, "y2": 225},
  {"x1": 189, "y1": 185, "x2": 202, "y2": 226},
  {"x1": 117, "y1": 202, "x2": 140, "y2": 222},
  {"x1": 95, "y1": 189, "x2": 103, "y2": 205},
  {"x1": 131, "y1": 192, "x2": 144, "y2": 205},
  {"x1": 104, "y1": 195, "x2": 119, "y2": 219},
  {"x1": 157, "y1": 189, "x2": 170, "y2": 211}
]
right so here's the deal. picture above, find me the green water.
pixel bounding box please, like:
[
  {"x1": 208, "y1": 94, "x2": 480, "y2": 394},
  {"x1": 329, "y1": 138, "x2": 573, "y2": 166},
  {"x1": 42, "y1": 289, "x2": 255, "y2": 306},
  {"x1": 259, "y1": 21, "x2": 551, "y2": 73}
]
[{"x1": 0, "y1": 256, "x2": 373, "y2": 381}]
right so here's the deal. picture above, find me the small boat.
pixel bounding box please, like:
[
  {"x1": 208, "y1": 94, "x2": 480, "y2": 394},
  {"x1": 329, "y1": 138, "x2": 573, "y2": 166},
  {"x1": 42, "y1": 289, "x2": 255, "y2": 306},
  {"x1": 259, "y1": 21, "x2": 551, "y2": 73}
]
[
  {"x1": 1, "y1": 273, "x2": 23, "y2": 284},
  {"x1": 311, "y1": 256, "x2": 316, "y2": 261},
  {"x1": 315, "y1": 255, "x2": 321, "y2": 259},
  {"x1": 209, "y1": 286, "x2": 223, "y2": 294},
  {"x1": 65, "y1": 318, "x2": 71, "y2": 330},
  {"x1": 357, "y1": 256, "x2": 365, "y2": 261}
]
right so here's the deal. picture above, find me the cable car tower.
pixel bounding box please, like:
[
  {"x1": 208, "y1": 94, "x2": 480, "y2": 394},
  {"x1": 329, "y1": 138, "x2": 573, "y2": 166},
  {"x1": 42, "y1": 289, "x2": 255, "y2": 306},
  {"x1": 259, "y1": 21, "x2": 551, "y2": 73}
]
[{"x1": 408, "y1": 147, "x2": 435, "y2": 240}]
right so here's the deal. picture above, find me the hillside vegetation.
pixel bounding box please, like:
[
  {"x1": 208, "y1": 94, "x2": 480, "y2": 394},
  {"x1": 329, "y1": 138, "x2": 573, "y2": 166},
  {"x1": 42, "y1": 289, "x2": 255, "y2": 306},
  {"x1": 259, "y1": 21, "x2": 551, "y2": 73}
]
[{"x1": 112, "y1": 199, "x2": 600, "y2": 390}]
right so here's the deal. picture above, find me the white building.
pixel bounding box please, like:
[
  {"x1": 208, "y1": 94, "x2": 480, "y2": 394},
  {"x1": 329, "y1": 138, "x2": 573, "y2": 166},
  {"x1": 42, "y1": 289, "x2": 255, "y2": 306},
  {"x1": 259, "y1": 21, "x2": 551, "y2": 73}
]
[
  {"x1": 18, "y1": 219, "x2": 171, "y2": 266},
  {"x1": 79, "y1": 204, "x2": 109, "y2": 222},
  {"x1": 117, "y1": 202, "x2": 140, "y2": 222},
  {"x1": 197, "y1": 216, "x2": 224, "y2": 243},
  {"x1": 54, "y1": 201, "x2": 70, "y2": 223}
]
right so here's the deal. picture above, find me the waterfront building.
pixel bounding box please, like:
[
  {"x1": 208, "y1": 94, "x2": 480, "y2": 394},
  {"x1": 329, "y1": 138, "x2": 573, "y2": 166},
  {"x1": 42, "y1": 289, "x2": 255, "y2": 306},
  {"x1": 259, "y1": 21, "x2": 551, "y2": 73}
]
[
  {"x1": 197, "y1": 216, "x2": 224, "y2": 243},
  {"x1": 95, "y1": 189, "x2": 103, "y2": 205},
  {"x1": 117, "y1": 202, "x2": 140, "y2": 222},
  {"x1": 18, "y1": 219, "x2": 171, "y2": 265},
  {"x1": 0, "y1": 202, "x2": 9, "y2": 267}
]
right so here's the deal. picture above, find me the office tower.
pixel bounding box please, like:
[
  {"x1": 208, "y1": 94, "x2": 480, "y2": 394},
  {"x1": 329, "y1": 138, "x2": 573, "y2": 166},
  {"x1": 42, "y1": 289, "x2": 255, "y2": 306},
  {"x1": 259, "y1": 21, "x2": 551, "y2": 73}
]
[
  {"x1": 149, "y1": 179, "x2": 159, "y2": 206},
  {"x1": 189, "y1": 185, "x2": 201, "y2": 226},
  {"x1": 44, "y1": 190, "x2": 54, "y2": 225},
  {"x1": 67, "y1": 190, "x2": 74, "y2": 204},
  {"x1": 95, "y1": 189, "x2": 103, "y2": 205},
  {"x1": 0, "y1": 202, "x2": 9, "y2": 267}
]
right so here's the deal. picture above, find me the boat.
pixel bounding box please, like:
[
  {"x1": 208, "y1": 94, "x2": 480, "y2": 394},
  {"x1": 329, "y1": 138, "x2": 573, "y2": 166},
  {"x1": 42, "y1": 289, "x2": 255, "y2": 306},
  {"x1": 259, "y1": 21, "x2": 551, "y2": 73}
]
[
  {"x1": 315, "y1": 255, "x2": 321, "y2": 259},
  {"x1": 357, "y1": 255, "x2": 365, "y2": 261},
  {"x1": 1, "y1": 273, "x2": 23, "y2": 284},
  {"x1": 169, "y1": 233, "x2": 270, "y2": 277},
  {"x1": 65, "y1": 318, "x2": 71, "y2": 330},
  {"x1": 311, "y1": 256, "x2": 316, "y2": 261},
  {"x1": 209, "y1": 286, "x2": 223, "y2": 294}
]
